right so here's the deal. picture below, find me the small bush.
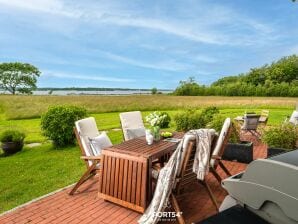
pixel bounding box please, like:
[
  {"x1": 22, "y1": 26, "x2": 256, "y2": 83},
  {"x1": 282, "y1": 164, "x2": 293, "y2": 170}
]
[
  {"x1": 159, "y1": 112, "x2": 171, "y2": 128},
  {"x1": 262, "y1": 123, "x2": 298, "y2": 149},
  {"x1": 207, "y1": 115, "x2": 240, "y2": 143},
  {"x1": 174, "y1": 107, "x2": 219, "y2": 132},
  {"x1": 0, "y1": 130, "x2": 25, "y2": 143},
  {"x1": 41, "y1": 105, "x2": 87, "y2": 147}
]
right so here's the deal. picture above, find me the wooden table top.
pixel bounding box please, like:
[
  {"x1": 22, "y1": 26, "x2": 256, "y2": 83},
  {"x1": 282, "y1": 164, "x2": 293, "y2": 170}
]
[{"x1": 105, "y1": 132, "x2": 184, "y2": 159}]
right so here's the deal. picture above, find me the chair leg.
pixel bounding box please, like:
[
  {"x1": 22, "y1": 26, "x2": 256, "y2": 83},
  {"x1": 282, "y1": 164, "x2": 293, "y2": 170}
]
[
  {"x1": 170, "y1": 194, "x2": 185, "y2": 224},
  {"x1": 218, "y1": 160, "x2": 231, "y2": 176},
  {"x1": 210, "y1": 167, "x2": 222, "y2": 184},
  {"x1": 200, "y1": 180, "x2": 219, "y2": 212},
  {"x1": 69, "y1": 164, "x2": 96, "y2": 195}
]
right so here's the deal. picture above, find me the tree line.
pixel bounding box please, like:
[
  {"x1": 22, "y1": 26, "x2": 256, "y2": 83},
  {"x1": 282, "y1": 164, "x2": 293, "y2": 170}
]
[{"x1": 174, "y1": 55, "x2": 298, "y2": 97}]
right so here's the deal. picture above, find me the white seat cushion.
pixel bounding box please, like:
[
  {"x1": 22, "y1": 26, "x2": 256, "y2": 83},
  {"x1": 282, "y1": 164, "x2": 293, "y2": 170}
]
[
  {"x1": 289, "y1": 111, "x2": 298, "y2": 125},
  {"x1": 119, "y1": 111, "x2": 145, "y2": 141},
  {"x1": 126, "y1": 128, "x2": 146, "y2": 140},
  {"x1": 210, "y1": 118, "x2": 231, "y2": 168},
  {"x1": 89, "y1": 132, "x2": 113, "y2": 156}
]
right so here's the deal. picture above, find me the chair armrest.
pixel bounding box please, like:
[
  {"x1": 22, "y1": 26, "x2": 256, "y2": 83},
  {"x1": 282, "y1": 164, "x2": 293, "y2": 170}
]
[
  {"x1": 81, "y1": 155, "x2": 102, "y2": 161},
  {"x1": 211, "y1": 155, "x2": 221, "y2": 160}
]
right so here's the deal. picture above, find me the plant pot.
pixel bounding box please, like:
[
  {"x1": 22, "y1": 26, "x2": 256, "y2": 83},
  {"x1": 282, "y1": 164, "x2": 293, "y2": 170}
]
[
  {"x1": 1, "y1": 141, "x2": 24, "y2": 155},
  {"x1": 223, "y1": 141, "x2": 253, "y2": 164},
  {"x1": 267, "y1": 147, "x2": 289, "y2": 158}
]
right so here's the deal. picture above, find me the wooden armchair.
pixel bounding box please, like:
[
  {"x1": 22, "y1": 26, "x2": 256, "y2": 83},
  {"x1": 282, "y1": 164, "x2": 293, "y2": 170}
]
[
  {"x1": 69, "y1": 117, "x2": 112, "y2": 195},
  {"x1": 152, "y1": 118, "x2": 233, "y2": 223}
]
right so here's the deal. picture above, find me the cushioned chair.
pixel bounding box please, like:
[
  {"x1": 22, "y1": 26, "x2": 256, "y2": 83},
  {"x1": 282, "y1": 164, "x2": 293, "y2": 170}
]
[
  {"x1": 119, "y1": 111, "x2": 146, "y2": 141},
  {"x1": 288, "y1": 110, "x2": 298, "y2": 126},
  {"x1": 152, "y1": 118, "x2": 232, "y2": 223},
  {"x1": 69, "y1": 117, "x2": 112, "y2": 195},
  {"x1": 241, "y1": 114, "x2": 261, "y2": 139},
  {"x1": 259, "y1": 110, "x2": 269, "y2": 124}
]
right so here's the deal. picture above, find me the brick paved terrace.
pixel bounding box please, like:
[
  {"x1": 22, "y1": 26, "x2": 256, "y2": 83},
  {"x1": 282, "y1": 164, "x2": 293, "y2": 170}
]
[{"x1": 0, "y1": 136, "x2": 267, "y2": 224}]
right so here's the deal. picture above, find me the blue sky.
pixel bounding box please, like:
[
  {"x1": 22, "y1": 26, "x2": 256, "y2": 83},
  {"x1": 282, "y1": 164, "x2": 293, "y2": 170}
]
[{"x1": 0, "y1": 0, "x2": 298, "y2": 89}]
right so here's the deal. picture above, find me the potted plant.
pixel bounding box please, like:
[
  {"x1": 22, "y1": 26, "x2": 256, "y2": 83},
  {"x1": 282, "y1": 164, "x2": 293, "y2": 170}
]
[
  {"x1": 208, "y1": 116, "x2": 254, "y2": 163},
  {"x1": 262, "y1": 123, "x2": 298, "y2": 157},
  {"x1": 0, "y1": 130, "x2": 25, "y2": 155}
]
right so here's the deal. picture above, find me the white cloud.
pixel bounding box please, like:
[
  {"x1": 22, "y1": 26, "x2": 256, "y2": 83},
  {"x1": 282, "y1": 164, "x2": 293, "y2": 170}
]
[
  {"x1": 102, "y1": 51, "x2": 192, "y2": 71},
  {"x1": 0, "y1": 0, "x2": 276, "y2": 46},
  {"x1": 0, "y1": 0, "x2": 79, "y2": 17},
  {"x1": 43, "y1": 70, "x2": 135, "y2": 83}
]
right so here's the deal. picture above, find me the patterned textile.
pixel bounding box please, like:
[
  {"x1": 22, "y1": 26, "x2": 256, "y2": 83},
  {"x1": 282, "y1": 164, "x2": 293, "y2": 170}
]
[
  {"x1": 189, "y1": 129, "x2": 215, "y2": 180},
  {"x1": 138, "y1": 129, "x2": 214, "y2": 224},
  {"x1": 138, "y1": 139, "x2": 184, "y2": 224}
]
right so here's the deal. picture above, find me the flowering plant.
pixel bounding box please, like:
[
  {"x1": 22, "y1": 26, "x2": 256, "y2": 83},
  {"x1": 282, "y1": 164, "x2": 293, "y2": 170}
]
[{"x1": 145, "y1": 111, "x2": 168, "y2": 127}]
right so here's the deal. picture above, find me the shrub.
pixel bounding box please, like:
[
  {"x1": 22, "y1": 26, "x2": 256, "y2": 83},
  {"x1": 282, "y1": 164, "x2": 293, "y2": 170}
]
[
  {"x1": 262, "y1": 123, "x2": 298, "y2": 150},
  {"x1": 0, "y1": 130, "x2": 25, "y2": 143},
  {"x1": 41, "y1": 105, "x2": 87, "y2": 147},
  {"x1": 207, "y1": 115, "x2": 240, "y2": 143},
  {"x1": 174, "y1": 107, "x2": 219, "y2": 131},
  {"x1": 159, "y1": 112, "x2": 171, "y2": 128}
]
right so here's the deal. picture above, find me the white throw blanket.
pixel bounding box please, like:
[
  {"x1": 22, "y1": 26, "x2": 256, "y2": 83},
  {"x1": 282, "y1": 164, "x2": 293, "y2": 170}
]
[
  {"x1": 138, "y1": 129, "x2": 215, "y2": 224},
  {"x1": 188, "y1": 129, "x2": 215, "y2": 180}
]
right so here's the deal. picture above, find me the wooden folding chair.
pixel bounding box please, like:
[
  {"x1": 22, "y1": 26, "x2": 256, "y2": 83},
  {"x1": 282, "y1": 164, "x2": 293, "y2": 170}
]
[
  {"x1": 259, "y1": 110, "x2": 269, "y2": 125},
  {"x1": 156, "y1": 118, "x2": 233, "y2": 223},
  {"x1": 241, "y1": 114, "x2": 261, "y2": 139},
  {"x1": 119, "y1": 111, "x2": 146, "y2": 141},
  {"x1": 69, "y1": 117, "x2": 112, "y2": 195}
]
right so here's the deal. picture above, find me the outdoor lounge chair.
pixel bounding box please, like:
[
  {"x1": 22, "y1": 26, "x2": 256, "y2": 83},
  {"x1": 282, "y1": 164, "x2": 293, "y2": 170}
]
[
  {"x1": 241, "y1": 114, "x2": 261, "y2": 139},
  {"x1": 288, "y1": 110, "x2": 298, "y2": 126},
  {"x1": 259, "y1": 110, "x2": 269, "y2": 124},
  {"x1": 152, "y1": 118, "x2": 232, "y2": 223},
  {"x1": 69, "y1": 117, "x2": 112, "y2": 195},
  {"x1": 119, "y1": 111, "x2": 146, "y2": 141}
]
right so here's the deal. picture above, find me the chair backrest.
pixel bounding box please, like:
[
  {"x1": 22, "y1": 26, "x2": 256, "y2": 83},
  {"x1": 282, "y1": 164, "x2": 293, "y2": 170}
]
[
  {"x1": 210, "y1": 118, "x2": 232, "y2": 168},
  {"x1": 289, "y1": 111, "x2": 298, "y2": 125},
  {"x1": 119, "y1": 111, "x2": 146, "y2": 141},
  {"x1": 259, "y1": 110, "x2": 269, "y2": 123},
  {"x1": 75, "y1": 117, "x2": 100, "y2": 167},
  {"x1": 175, "y1": 131, "x2": 218, "y2": 192},
  {"x1": 242, "y1": 114, "x2": 260, "y2": 130}
]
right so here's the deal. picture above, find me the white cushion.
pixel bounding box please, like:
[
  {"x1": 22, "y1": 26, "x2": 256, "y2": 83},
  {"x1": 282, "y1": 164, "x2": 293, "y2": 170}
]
[
  {"x1": 210, "y1": 118, "x2": 231, "y2": 168},
  {"x1": 89, "y1": 132, "x2": 112, "y2": 156},
  {"x1": 289, "y1": 111, "x2": 298, "y2": 125},
  {"x1": 75, "y1": 117, "x2": 100, "y2": 166},
  {"x1": 119, "y1": 111, "x2": 145, "y2": 141},
  {"x1": 126, "y1": 128, "x2": 146, "y2": 140}
]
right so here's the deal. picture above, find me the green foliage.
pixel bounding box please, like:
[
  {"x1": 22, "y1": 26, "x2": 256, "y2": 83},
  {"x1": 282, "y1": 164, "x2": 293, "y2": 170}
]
[
  {"x1": 174, "y1": 77, "x2": 202, "y2": 96},
  {"x1": 41, "y1": 106, "x2": 87, "y2": 147},
  {"x1": 0, "y1": 130, "x2": 25, "y2": 142},
  {"x1": 159, "y1": 111, "x2": 171, "y2": 128},
  {"x1": 262, "y1": 123, "x2": 298, "y2": 149},
  {"x1": 175, "y1": 55, "x2": 298, "y2": 97},
  {"x1": 207, "y1": 115, "x2": 240, "y2": 143},
  {"x1": 0, "y1": 62, "x2": 40, "y2": 95},
  {"x1": 174, "y1": 107, "x2": 219, "y2": 131},
  {"x1": 151, "y1": 87, "x2": 157, "y2": 95}
]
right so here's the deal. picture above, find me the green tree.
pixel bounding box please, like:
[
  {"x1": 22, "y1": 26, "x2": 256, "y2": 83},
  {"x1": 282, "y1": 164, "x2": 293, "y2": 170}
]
[
  {"x1": 174, "y1": 77, "x2": 201, "y2": 96},
  {"x1": 151, "y1": 87, "x2": 157, "y2": 95},
  {"x1": 0, "y1": 62, "x2": 40, "y2": 95}
]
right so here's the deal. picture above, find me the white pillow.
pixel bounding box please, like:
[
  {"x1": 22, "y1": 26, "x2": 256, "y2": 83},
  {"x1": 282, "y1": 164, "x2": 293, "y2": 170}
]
[
  {"x1": 89, "y1": 132, "x2": 112, "y2": 156},
  {"x1": 126, "y1": 127, "x2": 146, "y2": 140},
  {"x1": 289, "y1": 111, "x2": 298, "y2": 125}
]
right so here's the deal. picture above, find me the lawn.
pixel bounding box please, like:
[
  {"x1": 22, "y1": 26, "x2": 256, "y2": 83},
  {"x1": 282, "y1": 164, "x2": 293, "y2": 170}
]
[{"x1": 0, "y1": 95, "x2": 297, "y2": 213}]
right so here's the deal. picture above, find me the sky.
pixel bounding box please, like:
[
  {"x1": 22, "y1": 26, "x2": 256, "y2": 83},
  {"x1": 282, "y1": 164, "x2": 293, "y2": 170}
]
[{"x1": 0, "y1": 0, "x2": 298, "y2": 89}]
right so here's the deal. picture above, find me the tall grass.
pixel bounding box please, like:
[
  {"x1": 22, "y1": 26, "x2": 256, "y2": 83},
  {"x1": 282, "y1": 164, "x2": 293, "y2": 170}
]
[{"x1": 0, "y1": 95, "x2": 297, "y2": 120}]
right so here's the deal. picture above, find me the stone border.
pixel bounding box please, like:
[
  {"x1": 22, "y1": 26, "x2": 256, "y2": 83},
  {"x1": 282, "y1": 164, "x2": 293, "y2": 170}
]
[{"x1": 0, "y1": 183, "x2": 75, "y2": 216}]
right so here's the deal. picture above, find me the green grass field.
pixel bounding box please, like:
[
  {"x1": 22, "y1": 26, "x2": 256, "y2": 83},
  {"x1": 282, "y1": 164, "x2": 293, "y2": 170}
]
[{"x1": 0, "y1": 95, "x2": 297, "y2": 213}]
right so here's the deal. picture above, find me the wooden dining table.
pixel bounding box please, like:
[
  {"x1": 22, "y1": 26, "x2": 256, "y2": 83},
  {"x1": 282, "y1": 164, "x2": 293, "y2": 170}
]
[{"x1": 98, "y1": 133, "x2": 183, "y2": 213}]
